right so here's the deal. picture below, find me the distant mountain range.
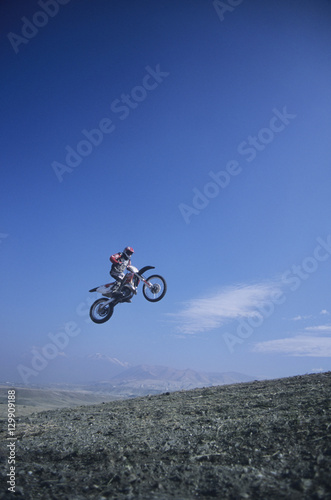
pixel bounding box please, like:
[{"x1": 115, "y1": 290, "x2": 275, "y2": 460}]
[
  {"x1": 1, "y1": 354, "x2": 255, "y2": 413},
  {"x1": 108, "y1": 364, "x2": 254, "y2": 392},
  {"x1": 52, "y1": 354, "x2": 254, "y2": 390},
  {"x1": 5, "y1": 352, "x2": 254, "y2": 394}
]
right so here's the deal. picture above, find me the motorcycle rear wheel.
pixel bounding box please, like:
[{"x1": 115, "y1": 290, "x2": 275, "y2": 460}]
[
  {"x1": 90, "y1": 298, "x2": 114, "y2": 323},
  {"x1": 142, "y1": 275, "x2": 167, "y2": 302}
]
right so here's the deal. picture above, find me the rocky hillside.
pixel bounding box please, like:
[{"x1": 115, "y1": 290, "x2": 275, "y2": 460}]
[{"x1": 1, "y1": 372, "x2": 330, "y2": 499}]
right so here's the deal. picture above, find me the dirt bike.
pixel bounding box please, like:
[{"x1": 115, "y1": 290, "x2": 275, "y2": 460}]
[{"x1": 89, "y1": 265, "x2": 167, "y2": 324}]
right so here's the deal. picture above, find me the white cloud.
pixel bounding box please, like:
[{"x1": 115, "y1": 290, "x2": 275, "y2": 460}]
[
  {"x1": 289, "y1": 312, "x2": 330, "y2": 322},
  {"x1": 305, "y1": 324, "x2": 331, "y2": 334},
  {"x1": 253, "y1": 335, "x2": 331, "y2": 357},
  {"x1": 171, "y1": 282, "x2": 281, "y2": 334},
  {"x1": 290, "y1": 315, "x2": 311, "y2": 321}
]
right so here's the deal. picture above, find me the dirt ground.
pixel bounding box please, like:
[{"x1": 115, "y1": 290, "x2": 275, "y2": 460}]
[{"x1": 1, "y1": 372, "x2": 331, "y2": 499}]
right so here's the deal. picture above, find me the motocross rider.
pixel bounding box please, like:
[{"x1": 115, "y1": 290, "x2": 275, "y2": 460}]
[{"x1": 109, "y1": 246, "x2": 135, "y2": 297}]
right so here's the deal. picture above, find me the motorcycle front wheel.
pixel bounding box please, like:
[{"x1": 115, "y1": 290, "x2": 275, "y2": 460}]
[
  {"x1": 142, "y1": 275, "x2": 167, "y2": 302},
  {"x1": 90, "y1": 298, "x2": 114, "y2": 323}
]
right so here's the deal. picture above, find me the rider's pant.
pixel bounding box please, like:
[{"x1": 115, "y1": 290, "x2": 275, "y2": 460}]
[{"x1": 109, "y1": 270, "x2": 125, "y2": 293}]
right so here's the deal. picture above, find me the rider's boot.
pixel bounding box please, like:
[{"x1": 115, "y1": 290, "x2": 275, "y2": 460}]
[{"x1": 111, "y1": 281, "x2": 121, "y2": 295}]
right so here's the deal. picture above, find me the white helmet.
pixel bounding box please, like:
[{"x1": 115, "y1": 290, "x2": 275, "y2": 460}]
[{"x1": 123, "y1": 246, "x2": 134, "y2": 259}]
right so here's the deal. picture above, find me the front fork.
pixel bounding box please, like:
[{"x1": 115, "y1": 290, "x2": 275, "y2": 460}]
[
  {"x1": 100, "y1": 297, "x2": 116, "y2": 307},
  {"x1": 136, "y1": 273, "x2": 152, "y2": 287}
]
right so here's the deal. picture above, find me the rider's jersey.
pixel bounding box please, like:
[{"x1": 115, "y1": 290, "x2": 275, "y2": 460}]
[{"x1": 110, "y1": 252, "x2": 131, "y2": 274}]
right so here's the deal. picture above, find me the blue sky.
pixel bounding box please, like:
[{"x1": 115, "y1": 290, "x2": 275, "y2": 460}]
[{"x1": 1, "y1": 0, "x2": 331, "y2": 385}]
